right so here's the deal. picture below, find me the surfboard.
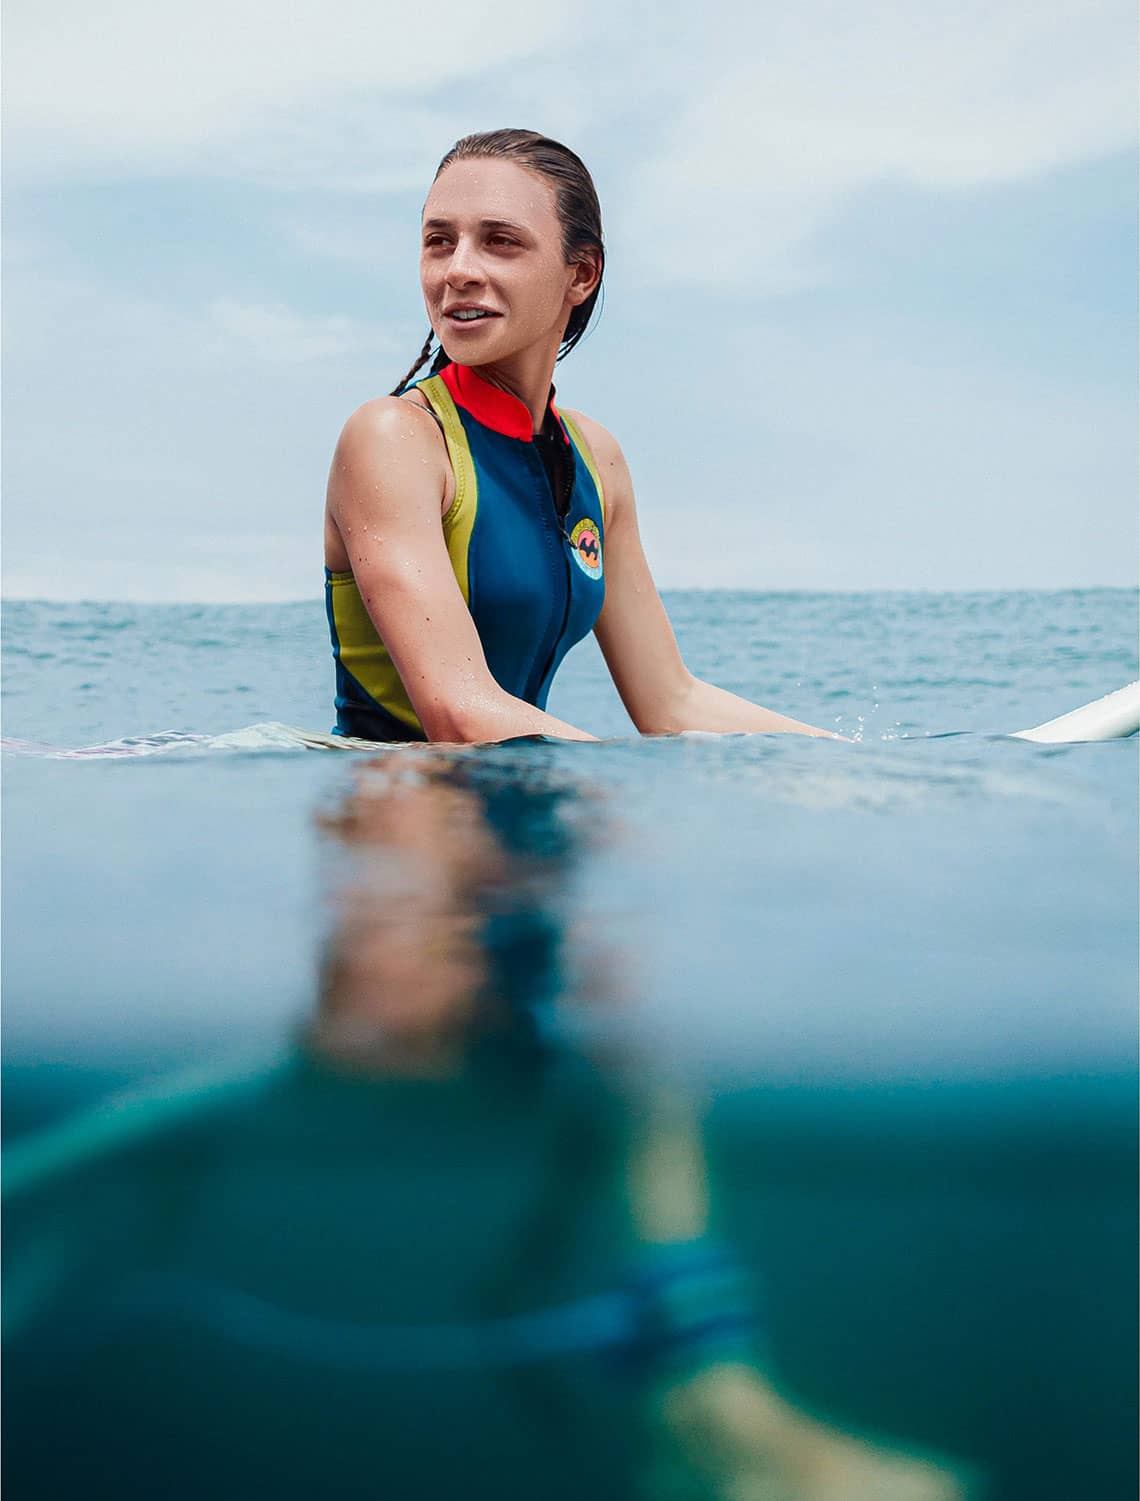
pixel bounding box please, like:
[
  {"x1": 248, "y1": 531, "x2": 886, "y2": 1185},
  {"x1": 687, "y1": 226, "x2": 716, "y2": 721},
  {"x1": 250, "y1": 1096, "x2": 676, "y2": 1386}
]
[{"x1": 1011, "y1": 681, "x2": 1140, "y2": 744}]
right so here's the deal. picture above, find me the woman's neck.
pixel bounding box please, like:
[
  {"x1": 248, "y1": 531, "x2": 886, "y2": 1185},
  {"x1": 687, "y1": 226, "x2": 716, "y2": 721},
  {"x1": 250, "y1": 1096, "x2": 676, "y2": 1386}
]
[{"x1": 469, "y1": 341, "x2": 559, "y2": 434}]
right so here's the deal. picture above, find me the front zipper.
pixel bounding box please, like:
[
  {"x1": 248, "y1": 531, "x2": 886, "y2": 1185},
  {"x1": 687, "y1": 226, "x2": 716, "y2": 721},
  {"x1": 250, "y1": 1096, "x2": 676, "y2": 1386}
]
[{"x1": 530, "y1": 451, "x2": 574, "y2": 703}]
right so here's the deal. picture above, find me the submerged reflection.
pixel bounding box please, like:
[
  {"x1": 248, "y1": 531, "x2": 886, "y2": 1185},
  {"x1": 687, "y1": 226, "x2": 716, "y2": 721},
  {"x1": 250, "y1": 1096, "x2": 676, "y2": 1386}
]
[
  {"x1": 309, "y1": 751, "x2": 608, "y2": 1076},
  {"x1": 4, "y1": 750, "x2": 975, "y2": 1500}
]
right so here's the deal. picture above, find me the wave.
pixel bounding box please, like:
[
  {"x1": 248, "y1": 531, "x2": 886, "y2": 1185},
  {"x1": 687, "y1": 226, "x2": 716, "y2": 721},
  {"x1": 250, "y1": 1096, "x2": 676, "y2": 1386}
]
[
  {"x1": 3, "y1": 682, "x2": 1136, "y2": 761},
  {"x1": 0, "y1": 724, "x2": 380, "y2": 759}
]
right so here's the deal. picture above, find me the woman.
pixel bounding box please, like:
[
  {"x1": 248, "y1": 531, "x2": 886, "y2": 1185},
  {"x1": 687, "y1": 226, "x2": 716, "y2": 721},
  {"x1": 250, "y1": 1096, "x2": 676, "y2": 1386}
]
[{"x1": 324, "y1": 129, "x2": 837, "y2": 744}]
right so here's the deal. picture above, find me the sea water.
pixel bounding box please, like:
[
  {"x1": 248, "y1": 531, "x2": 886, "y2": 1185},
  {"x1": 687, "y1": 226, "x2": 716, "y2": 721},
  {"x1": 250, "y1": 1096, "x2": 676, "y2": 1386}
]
[{"x1": 3, "y1": 588, "x2": 1137, "y2": 1500}]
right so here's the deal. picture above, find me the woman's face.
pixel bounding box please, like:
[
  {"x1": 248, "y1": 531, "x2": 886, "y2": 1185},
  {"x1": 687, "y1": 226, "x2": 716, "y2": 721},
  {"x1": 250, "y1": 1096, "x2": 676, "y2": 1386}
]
[{"x1": 421, "y1": 157, "x2": 593, "y2": 367}]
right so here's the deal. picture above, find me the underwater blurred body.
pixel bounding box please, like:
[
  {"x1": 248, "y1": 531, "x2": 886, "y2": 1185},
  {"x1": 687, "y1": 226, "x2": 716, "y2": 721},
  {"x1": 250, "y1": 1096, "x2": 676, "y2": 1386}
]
[{"x1": 2, "y1": 588, "x2": 1137, "y2": 1499}]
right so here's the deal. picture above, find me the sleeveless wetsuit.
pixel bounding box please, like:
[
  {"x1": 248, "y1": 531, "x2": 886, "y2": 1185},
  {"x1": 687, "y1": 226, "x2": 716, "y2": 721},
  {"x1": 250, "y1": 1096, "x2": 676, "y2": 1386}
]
[{"x1": 325, "y1": 361, "x2": 606, "y2": 741}]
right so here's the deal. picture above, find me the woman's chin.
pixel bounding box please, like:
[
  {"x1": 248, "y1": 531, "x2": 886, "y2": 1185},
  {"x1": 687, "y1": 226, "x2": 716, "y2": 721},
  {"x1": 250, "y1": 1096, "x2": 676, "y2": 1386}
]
[{"x1": 440, "y1": 334, "x2": 508, "y2": 365}]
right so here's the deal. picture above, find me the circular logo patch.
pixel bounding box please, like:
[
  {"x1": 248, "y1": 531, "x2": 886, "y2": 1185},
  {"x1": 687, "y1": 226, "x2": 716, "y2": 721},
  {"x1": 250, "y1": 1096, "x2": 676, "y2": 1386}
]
[{"x1": 569, "y1": 518, "x2": 603, "y2": 579}]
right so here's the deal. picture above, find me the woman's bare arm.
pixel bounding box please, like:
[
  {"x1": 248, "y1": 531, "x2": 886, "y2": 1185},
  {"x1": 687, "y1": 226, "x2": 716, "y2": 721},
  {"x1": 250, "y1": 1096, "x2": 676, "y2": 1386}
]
[{"x1": 326, "y1": 398, "x2": 597, "y2": 744}]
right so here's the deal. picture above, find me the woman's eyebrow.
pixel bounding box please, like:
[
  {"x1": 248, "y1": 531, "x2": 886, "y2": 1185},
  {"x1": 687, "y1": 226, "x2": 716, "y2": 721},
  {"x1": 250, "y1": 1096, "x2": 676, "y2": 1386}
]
[{"x1": 422, "y1": 216, "x2": 530, "y2": 234}]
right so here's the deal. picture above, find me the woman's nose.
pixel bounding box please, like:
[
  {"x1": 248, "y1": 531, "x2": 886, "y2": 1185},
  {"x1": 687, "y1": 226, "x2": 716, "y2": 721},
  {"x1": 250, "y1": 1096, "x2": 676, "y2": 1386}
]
[{"x1": 445, "y1": 237, "x2": 483, "y2": 287}]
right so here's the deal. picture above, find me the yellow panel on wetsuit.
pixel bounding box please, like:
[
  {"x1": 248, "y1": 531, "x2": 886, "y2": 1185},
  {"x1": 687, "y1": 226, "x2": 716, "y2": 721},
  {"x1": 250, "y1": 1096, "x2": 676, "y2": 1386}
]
[{"x1": 325, "y1": 362, "x2": 606, "y2": 742}]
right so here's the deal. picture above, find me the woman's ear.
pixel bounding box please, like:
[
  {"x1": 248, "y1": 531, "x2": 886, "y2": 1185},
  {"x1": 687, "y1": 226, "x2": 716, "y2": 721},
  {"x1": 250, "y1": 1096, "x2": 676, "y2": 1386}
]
[{"x1": 567, "y1": 251, "x2": 602, "y2": 306}]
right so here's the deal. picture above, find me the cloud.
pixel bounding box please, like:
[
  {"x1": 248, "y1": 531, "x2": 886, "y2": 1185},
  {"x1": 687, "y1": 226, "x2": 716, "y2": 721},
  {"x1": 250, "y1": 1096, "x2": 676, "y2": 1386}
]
[
  {"x1": 616, "y1": 318, "x2": 1137, "y2": 591},
  {"x1": 4, "y1": 1, "x2": 1135, "y2": 601},
  {"x1": 204, "y1": 299, "x2": 397, "y2": 363},
  {"x1": 620, "y1": 0, "x2": 1136, "y2": 288},
  {"x1": 2, "y1": 240, "x2": 414, "y2": 604},
  {"x1": 15, "y1": 1, "x2": 1130, "y2": 289},
  {"x1": 3, "y1": 235, "x2": 402, "y2": 370},
  {"x1": 4, "y1": 0, "x2": 569, "y2": 179},
  {"x1": 2, "y1": 541, "x2": 317, "y2": 605}
]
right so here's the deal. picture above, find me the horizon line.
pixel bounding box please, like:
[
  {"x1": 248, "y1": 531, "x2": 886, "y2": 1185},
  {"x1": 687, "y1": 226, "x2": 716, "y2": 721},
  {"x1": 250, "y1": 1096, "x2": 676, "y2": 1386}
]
[{"x1": 3, "y1": 584, "x2": 1139, "y2": 608}]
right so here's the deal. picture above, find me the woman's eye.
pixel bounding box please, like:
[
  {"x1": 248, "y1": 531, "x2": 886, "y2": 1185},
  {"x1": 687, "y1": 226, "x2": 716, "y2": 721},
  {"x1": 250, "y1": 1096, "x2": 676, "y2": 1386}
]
[{"x1": 489, "y1": 235, "x2": 518, "y2": 248}]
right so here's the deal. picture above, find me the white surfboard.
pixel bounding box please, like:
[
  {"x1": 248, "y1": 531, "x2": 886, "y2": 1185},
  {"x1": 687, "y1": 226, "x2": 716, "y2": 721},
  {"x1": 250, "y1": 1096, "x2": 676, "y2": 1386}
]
[{"x1": 1011, "y1": 681, "x2": 1140, "y2": 744}]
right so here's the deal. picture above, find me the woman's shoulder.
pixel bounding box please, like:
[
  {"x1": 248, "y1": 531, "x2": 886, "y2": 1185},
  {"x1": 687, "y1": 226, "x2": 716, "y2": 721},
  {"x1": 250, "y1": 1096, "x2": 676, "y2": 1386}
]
[
  {"x1": 328, "y1": 393, "x2": 451, "y2": 520},
  {"x1": 557, "y1": 406, "x2": 621, "y2": 465},
  {"x1": 337, "y1": 392, "x2": 439, "y2": 450},
  {"x1": 558, "y1": 407, "x2": 633, "y2": 518}
]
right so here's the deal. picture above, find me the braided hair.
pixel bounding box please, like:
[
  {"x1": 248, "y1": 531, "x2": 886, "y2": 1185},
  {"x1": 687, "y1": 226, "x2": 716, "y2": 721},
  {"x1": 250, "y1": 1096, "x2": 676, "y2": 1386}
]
[{"x1": 390, "y1": 129, "x2": 605, "y2": 396}]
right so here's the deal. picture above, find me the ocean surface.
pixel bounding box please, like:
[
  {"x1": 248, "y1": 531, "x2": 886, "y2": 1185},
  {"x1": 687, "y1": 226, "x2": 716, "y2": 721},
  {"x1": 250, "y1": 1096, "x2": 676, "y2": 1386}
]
[{"x1": 3, "y1": 588, "x2": 1138, "y2": 1501}]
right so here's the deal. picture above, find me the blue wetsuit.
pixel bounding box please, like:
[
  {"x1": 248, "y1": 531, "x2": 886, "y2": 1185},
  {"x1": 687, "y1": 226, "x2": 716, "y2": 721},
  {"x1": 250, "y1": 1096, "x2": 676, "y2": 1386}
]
[{"x1": 326, "y1": 361, "x2": 606, "y2": 741}]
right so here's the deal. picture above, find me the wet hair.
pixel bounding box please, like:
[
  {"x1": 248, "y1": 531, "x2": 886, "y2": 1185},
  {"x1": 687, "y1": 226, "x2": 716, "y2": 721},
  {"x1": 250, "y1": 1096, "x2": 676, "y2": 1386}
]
[{"x1": 391, "y1": 129, "x2": 605, "y2": 395}]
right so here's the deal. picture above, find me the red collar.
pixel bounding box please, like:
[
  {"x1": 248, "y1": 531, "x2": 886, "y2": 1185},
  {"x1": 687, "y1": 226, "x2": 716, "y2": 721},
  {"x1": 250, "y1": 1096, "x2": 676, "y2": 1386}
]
[{"x1": 439, "y1": 362, "x2": 567, "y2": 445}]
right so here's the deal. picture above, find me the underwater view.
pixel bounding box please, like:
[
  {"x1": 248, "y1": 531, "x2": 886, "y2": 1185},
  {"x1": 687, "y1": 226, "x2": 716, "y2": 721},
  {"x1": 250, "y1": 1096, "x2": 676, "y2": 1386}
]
[{"x1": 3, "y1": 587, "x2": 1138, "y2": 1500}]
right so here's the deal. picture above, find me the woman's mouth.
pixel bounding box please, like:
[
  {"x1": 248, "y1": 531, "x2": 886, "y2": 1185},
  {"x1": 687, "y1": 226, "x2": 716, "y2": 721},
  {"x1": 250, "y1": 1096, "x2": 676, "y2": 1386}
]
[{"x1": 444, "y1": 307, "x2": 501, "y2": 327}]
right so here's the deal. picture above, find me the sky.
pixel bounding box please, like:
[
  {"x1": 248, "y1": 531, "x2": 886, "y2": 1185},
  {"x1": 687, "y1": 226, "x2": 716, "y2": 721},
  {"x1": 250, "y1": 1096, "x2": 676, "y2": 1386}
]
[{"x1": 3, "y1": 0, "x2": 1137, "y2": 600}]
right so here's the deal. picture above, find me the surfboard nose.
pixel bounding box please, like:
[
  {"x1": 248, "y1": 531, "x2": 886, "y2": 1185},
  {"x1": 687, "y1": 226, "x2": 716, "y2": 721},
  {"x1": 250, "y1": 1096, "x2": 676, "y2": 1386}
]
[{"x1": 1011, "y1": 681, "x2": 1140, "y2": 743}]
